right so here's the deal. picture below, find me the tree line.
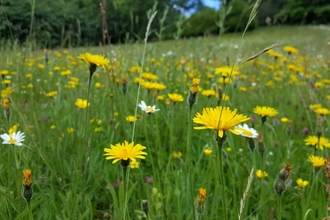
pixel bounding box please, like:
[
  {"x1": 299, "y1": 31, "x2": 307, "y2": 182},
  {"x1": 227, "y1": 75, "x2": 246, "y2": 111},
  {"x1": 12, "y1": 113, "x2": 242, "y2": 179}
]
[{"x1": 0, "y1": 0, "x2": 329, "y2": 48}]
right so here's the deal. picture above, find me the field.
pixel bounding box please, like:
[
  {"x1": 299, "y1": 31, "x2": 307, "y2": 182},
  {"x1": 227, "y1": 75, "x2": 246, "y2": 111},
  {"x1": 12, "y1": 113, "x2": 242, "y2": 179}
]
[{"x1": 1, "y1": 25, "x2": 330, "y2": 220}]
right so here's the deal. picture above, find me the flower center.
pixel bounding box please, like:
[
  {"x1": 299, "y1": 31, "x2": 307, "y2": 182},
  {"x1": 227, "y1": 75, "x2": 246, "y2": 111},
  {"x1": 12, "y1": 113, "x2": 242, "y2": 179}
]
[
  {"x1": 9, "y1": 139, "x2": 17, "y2": 144},
  {"x1": 146, "y1": 107, "x2": 154, "y2": 112},
  {"x1": 242, "y1": 130, "x2": 253, "y2": 137}
]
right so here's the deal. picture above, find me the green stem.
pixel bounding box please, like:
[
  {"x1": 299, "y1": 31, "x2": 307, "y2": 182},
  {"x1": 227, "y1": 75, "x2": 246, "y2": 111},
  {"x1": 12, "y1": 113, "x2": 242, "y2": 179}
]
[
  {"x1": 219, "y1": 144, "x2": 227, "y2": 219},
  {"x1": 27, "y1": 202, "x2": 33, "y2": 220},
  {"x1": 187, "y1": 108, "x2": 196, "y2": 219},
  {"x1": 276, "y1": 194, "x2": 282, "y2": 220},
  {"x1": 83, "y1": 76, "x2": 92, "y2": 176},
  {"x1": 122, "y1": 165, "x2": 130, "y2": 220}
]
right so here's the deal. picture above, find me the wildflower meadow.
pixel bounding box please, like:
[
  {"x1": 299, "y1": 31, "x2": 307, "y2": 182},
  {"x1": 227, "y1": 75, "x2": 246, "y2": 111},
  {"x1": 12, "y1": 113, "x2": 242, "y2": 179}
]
[{"x1": 1, "y1": 8, "x2": 330, "y2": 220}]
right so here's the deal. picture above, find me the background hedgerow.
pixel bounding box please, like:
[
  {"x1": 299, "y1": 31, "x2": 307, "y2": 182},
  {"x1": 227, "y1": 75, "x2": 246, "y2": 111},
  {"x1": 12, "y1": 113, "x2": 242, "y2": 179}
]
[{"x1": 0, "y1": 25, "x2": 330, "y2": 219}]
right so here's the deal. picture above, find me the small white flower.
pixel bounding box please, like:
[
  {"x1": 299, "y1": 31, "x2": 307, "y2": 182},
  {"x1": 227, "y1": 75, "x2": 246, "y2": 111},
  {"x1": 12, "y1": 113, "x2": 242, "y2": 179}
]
[
  {"x1": 235, "y1": 124, "x2": 258, "y2": 138},
  {"x1": 138, "y1": 100, "x2": 159, "y2": 114},
  {"x1": 0, "y1": 131, "x2": 25, "y2": 146}
]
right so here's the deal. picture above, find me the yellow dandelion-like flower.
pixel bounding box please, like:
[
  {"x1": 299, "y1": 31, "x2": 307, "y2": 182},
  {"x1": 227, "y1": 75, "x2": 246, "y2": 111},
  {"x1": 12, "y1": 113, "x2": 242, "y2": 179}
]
[
  {"x1": 126, "y1": 116, "x2": 137, "y2": 123},
  {"x1": 2, "y1": 98, "x2": 10, "y2": 110},
  {"x1": 153, "y1": 83, "x2": 166, "y2": 91},
  {"x1": 172, "y1": 151, "x2": 182, "y2": 158},
  {"x1": 253, "y1": 106, "x2": 278, "y2": 117},
  {"x1": 190, "y1": 78, "x2": 200, "y2": 94},
  {"x1": 75, "y1": 98, "x2": 90, "y2": 109},
  {"x1": 22, "y1": 169, "x2": 32, "y2": 186},
  {"x1": 309, "y1": 103, "x2": 322, "y2": 110},
  {"x1": 214, "y1": 66, "x2": 238, "y2": 77},
  {"x1": 22, "y1": 169, "x2": 33, "y2": 202},
  {"x1": 193, "y1": 106, "x2": 250, "y2": 138},
  {"x1": 203, "y1": 149, "x2": 212, "y2": 156},
  {"x1": 130, "y1": 160, "x2": 140, "y2": 169},
  {"x1": 67, "y1": 127, "x2": 74, "y2": 134},
  {"x1": 142, "y1": 72, "x2": 158, "y2": 81},
  {"x1": 77, "y1": 52, "x2": 109, "y2": 69},
  {"x1": 201, "y1": 89, "x2": 216, "y2": 97},
  {"x1": 197, "y1": 188, "x2": 207, "y2": 213},
  {"x1": 45, "y1": 91, "x2": 58, "y2": 97},
  {"x1": 304, "y1": 135, "x2": 330, "y2": 150},
  {"x1": 308, "y1": 155, "x2": 326, "y2": 167},
  {"x1": 168, "y1": 93, "x2": 184, "y2": 103},
  {"x1": 283, "y1": 46, "x2": 298, "y2": 55},
  {"x1": 256, "y1": 170, "x2": 268, "y2": 179},
  {"x1": 141, "y1": 81, "x2": 156, "y2": 92},
  {"x1": 296, "y1": 178, "x2": 308, "y2": 188},
  {"x1": 1, "y1": 87, "x2": 13, "y2": 98},
  {"x1": 103, "y1": 141, "x2": 147, "y2": 164},
  {"x1": 3, "y1": 79, "x2": 11, "y2": 86},
  {"x1": 314, "y1": 107, "x2": 330, "y2": 116}
]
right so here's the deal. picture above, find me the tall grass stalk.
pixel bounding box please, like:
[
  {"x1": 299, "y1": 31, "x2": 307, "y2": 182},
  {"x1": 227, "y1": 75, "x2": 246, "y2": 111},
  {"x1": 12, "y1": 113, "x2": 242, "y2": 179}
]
[
  {"x1": 186, "y1": 107, "x2": 195, "y2": 219},
  {"x1": 238, "y1": 167, "x2": 254, "y2": 220},
  {"x1": 122, "y1": 11, "x2": 157, "y2": 220}
]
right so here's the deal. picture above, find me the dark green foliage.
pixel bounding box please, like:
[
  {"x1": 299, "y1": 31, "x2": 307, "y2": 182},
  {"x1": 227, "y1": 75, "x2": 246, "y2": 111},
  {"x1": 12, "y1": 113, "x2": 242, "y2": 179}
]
[
  {"x1": 181, "y1": 9, "x2": 219, "y2": 37},
  {"x1": 0, "y1": 0, "x2": 183, "y2": 48},
  {"x1": 181, "y1": 0, "x2": 257, "y2": 38},
  {"x1": 224, "y1": 0, "x2": 258, "y2": 32},
  {"x1": 257, "y1": 0, "x2": 286, "y2": 25},
  {"x1": 275, "y1": 0, "x2": 330, "y2": 24}
]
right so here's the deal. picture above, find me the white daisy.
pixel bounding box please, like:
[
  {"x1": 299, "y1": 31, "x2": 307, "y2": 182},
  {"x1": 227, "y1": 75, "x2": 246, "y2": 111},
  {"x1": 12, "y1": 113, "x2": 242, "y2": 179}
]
[
  {"x1": 138, "y1": 100, "x2": 159, "y2": 114},
  {"x1": 234, "y1": 124, "x2": 258, "y2": 138},
  {"x1": 1, "y1": 131, "x2": 25, "y2": 146}
]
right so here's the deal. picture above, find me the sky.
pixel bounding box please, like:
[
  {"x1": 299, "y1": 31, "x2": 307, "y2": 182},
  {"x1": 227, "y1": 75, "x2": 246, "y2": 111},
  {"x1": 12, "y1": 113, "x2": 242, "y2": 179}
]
[{"x1": 203, "y1": 0, "x2": 220, "y2": 10}]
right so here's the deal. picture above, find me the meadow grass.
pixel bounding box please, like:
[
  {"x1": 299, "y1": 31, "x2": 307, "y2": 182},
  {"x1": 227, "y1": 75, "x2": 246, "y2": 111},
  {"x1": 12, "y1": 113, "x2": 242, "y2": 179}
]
[{"x1": 0, "y1": 24, "x2": 330, "y2": 220}]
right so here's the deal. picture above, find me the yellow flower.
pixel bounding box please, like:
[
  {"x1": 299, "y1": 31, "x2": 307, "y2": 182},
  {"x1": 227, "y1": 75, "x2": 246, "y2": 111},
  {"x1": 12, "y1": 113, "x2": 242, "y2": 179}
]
[
  {"x1": 198, "y1": 188, "x2": 206, "y2": 202},
  {"x1": 296, "y1": 178, "x2": 308, "y2": 188},
  {"x1": 67, "y1": 127, "x2": 74, "y2": 134},
  {"x1": 141, "y1": 81, "x2": 156, "y2": 91},
  {"x1": 130, "y1": 160, "x2": 140, "y2": 169},
  {"x1": 1, "y1": 98, "x2": 10, "y2": 109},
  {"x1": 309, "y1": 103, "x2": 322, "y2": 110},
  {"x1": 126, "y1": 116, "x2": 137, "y2": 123},
  {"x1": 172, "y1": 151, "x2": 182, "y2": 158},
  {"x1": 1, "y1": 87, "x2": 13, "y2": 98},
  {"x1": 53, "y1": 66, "x2": 61, "y2": 71},
  {"x1": 95, "y1": 82, "x2": 102, "y2": 88},
  {"x1": 256, "y1": 170, "x2": 268, "y2": 179},
  {"x1": 203, "y1": 149, "x2": 212, "y2": 156},
  {"x1": 190, "y1": 78, "x2": 200, "y2": 94},
  {"x1": 280, "y1": 117, "x2": 289, "y2": 123},
  {"x1": 103, "y1": 140, "x2": 147, "y2": 164},
  {"x1": 168, "y1": 93, "x2": 184, "y2": 102},
  {"x1": 308, "y1": 155, "x2": 326, "y2": 167},
  {"x1": 22, "y1": 169, "x2": 32, "y2": 186},
  {"x1": 193, "y1": 106, "x2": 250, "y2": 138},
  {"x1": 304, "y1": 135, "x2": 330, "y2": 150},
  {"x1": 253, "y1": 106, "x2": 278, "y2": 117},
  {"x1": 214, "y1": 66, "x2": 238, "y2": 77},
  {"x1": 3, "y1": 79, "x2": 11, "y2": 85},
  {"x1": 45, "y1": 91, "x2": 58, "y2": 97},
  {"x1": 75, "y1": 98, "x2": 90, "y2": 109},
  {"x1": 142, "y1": 72, "x2": 158, "y2": 81},
  {"x1": 314, "y1": 107, "x2": 330, "y2": 116},
  {"x1": 77, "y1": 52, "x2": 109, "y2": 69},
  {"x1": 197, "y1": 188, "x2": 207, "y2": 213},
  {"x1": 38, "y1": 64, "x2": 45, "y2": 69},
  {"x1": 50, "y1": 125, "x2": 56, "y2": 129},
  {"x1": 283, "y1": 46, "x2": 298, "y2": 55},
  {"x1": 201, "y1": 89, "x2": 216, "y2": 97}
]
